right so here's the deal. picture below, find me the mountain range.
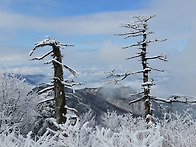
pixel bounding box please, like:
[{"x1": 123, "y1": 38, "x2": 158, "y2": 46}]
[{"x1": 22, "y1": 74, "x2": 196, "y2": 121}]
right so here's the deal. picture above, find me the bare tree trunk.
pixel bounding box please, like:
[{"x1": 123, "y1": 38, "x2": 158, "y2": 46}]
[
  {"x1": 52, "y1": 45, "x2": 67, "y2": 124},
  {"x1": 142, "y1": 25, "x2": 152, "y2": 123}
]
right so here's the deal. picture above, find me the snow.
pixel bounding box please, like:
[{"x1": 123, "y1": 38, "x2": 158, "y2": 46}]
[
  {"x1": 1, "y1": 111, "x2": 196, "y2": 147},
  {"x1": 64, "y1": 105, "x2": 78, "y2": 112}
]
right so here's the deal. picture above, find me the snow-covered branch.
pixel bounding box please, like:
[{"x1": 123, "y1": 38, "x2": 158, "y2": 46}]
[
  {"x1": 44, "y1": 60, "x2": 53, "y2": 65},
  {"x1": 106, "y1": 68, "x2": 152, "y2": 84},
  {"x1": 122, "y1": 42, "x2": 141, "y2": 49},
  {"x1": 64, "y1": 105, "x2": 78, "y2": 113},
  {"x1": 38, "y1": 86, "x2": 54, "y2": 95},
  {"x1": 106, "y1": 70, "x2": 136, "y2": 83},
  {"x1": 148, "y1": 67, "x2": 165, "y2": 72},
  {"x1": 114, "y1": 30, "x2": 143, "y2": 36},
  {"x1": 151, "y1": 95, "x2": 196, "y2": 104},
  {"x1": 131, "y1": 91, "x2": 144, "y2": 97},
  {"x1": 124, "y1": 31, "x2": 154, "y2": 39},
  {"x1": 129, "y1": 97, "x2": 144, "y2": 105},
  {"x1": 122, "y1": 39, "x2": 166, "y2": 49},
  {"x1": 126, "y1": 54, "x2": 142, "y2": 60},
  {"x1": 146, "y1": 54, "x2": 168, "y2": 62},
  {"x1": 38, "y1": 97, "x2": 55, "y2": 104},
  {"x1": 30, "y1": 50, "x2": 53, "y2": 60},
  {"x1": 29, "y1": 36, "x2": 73, "y2": 56},
  {"x1": 52, "y1": 59, "x2": 76, "y2": 76}
]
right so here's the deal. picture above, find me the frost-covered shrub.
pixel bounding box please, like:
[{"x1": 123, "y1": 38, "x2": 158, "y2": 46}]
[
  {"x1": 159, "y1": 112, "x2": 196, "y2": 146},
  {"x1": 1, "y1": 111, "x2": 196, "y2": 147},
  {"x1": 0, "y1": 73, "x2": 39, "y2": 135}
]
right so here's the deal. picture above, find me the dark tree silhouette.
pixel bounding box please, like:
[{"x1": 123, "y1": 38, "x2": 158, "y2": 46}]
[{"x1": 29, "y1": 36, "x2": 78, "y2": 124}]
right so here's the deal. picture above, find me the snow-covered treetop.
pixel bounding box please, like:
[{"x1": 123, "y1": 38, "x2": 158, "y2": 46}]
[{"x1": 29, "y1": 36, "x2": 73, "y2": 56}]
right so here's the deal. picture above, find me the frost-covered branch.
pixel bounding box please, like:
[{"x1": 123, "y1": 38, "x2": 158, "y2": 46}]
[
  {"x1": 148, "y1": 67, "x2": 164, "y2": 72},
  {"x1": 38, "y1": 97, "x2": 55, "y2": 104},
  {"x1": 29, "y1": 36, "x2": 73, "y2": 56},
  {"x1": 30, "y1": 50, "x2": 53, "y2": 60},
  {"x1": 146, "y1": 54, "x2": 168, "y2": 61},
  {"x1": 126, "y1": 54, "x2": 142, "y2": 60},
  {"x1": 106, "y1": 69, "x2": 143, "y2": 84},
  {"x1": 64, "y1": 105, "x2": 78, "y2": 113},
  {"x1": 30, "y1": 36, "x2": 79, "y2": 124},
  {"x1": 131, "y1": 91, "x2": 144, "y2": 97},
  {"x1": 122, "y1": 42, "x2": 141, "y2": 49},
  {"x1": 106, "y1": 68, "x2": 152, "y2": 84},
  {"x1": 122, "y1": 39, "x2": 167, "y2": 49},
  {"x1": 141, "y1": 79, "x2": 155, "y2": 87},
  {"x1": 151, "y1": 95, "x2": 196, "y2": 104},
  {"x1": 129, "y1": 97, "x2": 144, "y2": 105},
  {"x1": 110, "y1": 15, "x2": 170, "y2": 123},
  {"x1": 38, "y1": 86, "x2": 54, "y2": 95},
  {"x1": 115, "y1": 31, "x2": 154, "y2": 39},
  {"x1": 52, "y1": 59, "x2": 76, "y2": 76}
]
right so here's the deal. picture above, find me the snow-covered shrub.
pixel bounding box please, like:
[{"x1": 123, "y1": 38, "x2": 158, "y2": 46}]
[
  {"x1": 159, "y1": 112, "x2": 196, "y2": 146},
  {"x1": 0, "y1": 73, "x2": 39, "y2": 135},
  {"x1": 2, "y1": 111, "x2": 196, "y2": 147},
  {"x1": 1, "y1": 79, "x2": 196, "y2": 147}
]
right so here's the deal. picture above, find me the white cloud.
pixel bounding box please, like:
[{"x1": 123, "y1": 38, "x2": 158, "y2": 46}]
[
  {"x1": 0, "y1": 0, "x2": 196, "y2": 96},
  {"x1": 0, "y1": 10, "x2": 140, "y2": 35},
  {"x1": 100, "y1": 40, "x2": 127, "y2": 64}
]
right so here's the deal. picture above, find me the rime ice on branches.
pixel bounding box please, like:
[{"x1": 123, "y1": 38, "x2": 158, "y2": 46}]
[
  {"x1": 107, "y1": 15, "x2": 167, "y2": 123},
  {"x1": 29, "y1": 36, "x2": 80, "y2": 124}
]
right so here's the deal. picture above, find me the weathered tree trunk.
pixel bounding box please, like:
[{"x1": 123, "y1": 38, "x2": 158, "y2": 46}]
[
  {"x1": 142, "y1": 26, "x2": 152, "y2": 123},
  {"x1": 52, "y1": 45, "x2": 67, "y2": 124}
]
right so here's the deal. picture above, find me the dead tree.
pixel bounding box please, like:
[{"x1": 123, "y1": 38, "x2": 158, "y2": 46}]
[
  {"x1": 107, "y1": 15, "x2": 196, "y2": 123},
  {"x1": 29, "y1": 36, "x2": 77, "y2": 124},
  {"x1": 107, "y1": 15, "x2": 168, "y2": 123}
]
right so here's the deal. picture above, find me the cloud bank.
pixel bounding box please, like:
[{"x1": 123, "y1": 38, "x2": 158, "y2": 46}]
[{"x1": 0, "y1": 0, "x2": 196, "y2": 96}]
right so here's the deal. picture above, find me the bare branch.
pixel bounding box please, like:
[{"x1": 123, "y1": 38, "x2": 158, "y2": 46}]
[
  {"x1": 129, "y1": 97, "x2": 144, "y2": 105},
  {"x1": 52, "y1": 59, "x2": 77, "y2": 76},
  {"x1": 38, "y1": 86, "x2": 54, "y2": 95},
  {"x1": 64, "y1": 105, "x2": 78, "y2": 113},
  {"x1": 146, "y1": 39, "x2": 167, "y2": 44},
  {"x1": 144, "y1": 14, "x2": 156, "y2": 22},
  {"x1": 148, "y1": 67, "x2": 164, "y2": 72},
  {"x1": 56, "y1": 44, "x2": 74, "y2": 49},
  {"x1": 126, "y1": 54, "x2": 142, "y2": 60},
  {"x1": 122, "y1": 39, "x2": 166, "y2": 49},
  {"x1": 29, "y1": 36, "x2": 74, "y2": 56},
  {"x1": 124, "y1": 31, "x2": 154, "y2": 39},
  {"x1": 151, "y1": 95, "x2": 196, "y2": 104},
  {"x1": 131, "y1": 91, "x2": 144, "y2": 96},
  {"x1": 31, "y1": 50, "x2": 53, "y2": 60},
  {"x1": 38, "y1": 97, "x2": 55, "y2": 104},
  {"x1": 141, "y1": 81, "x2": 155, "y2": 87},
  {"x1": 152, "y1": 97, "x2": 196, "y2": 104},
  {"x1": 44, "y1": 60, "x2": 53, "y2": 65},
  {"x1": 146, "y1": 54, "x2": 168, "y2": 61},
  {"x1": 122, "y1": 43, "x2": 141, "y2": 49},
  {"x1": 114, "y1": 30, "x2": 143, "y2": 36}
]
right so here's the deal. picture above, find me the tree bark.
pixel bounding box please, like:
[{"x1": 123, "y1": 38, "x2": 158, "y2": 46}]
[
  {"x1": 52, "y1": 45, "x2": 67, "y2": 124},
  {"x1": 141, "y1": 26, "x2": 152, "y2": 123}
]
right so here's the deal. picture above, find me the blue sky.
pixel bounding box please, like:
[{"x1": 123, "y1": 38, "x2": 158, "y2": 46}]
[
  {"x1": 0, "y1": 0, "x2": 196, "y2": 97},
  {"x1": 0, "y1": 0, "x2": 148, "y2": 17}
]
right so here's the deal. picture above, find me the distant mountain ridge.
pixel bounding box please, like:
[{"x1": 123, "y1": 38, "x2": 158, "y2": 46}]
[
  {"x1": 67, "y1": 86, "x2": 165, "y2": 122},
  {"x1": 16, "y1": 74, "x2": 47, "y2": 85},
  {"x1": 21, "y1": 74, "x2": 196, "y2": 120}
]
